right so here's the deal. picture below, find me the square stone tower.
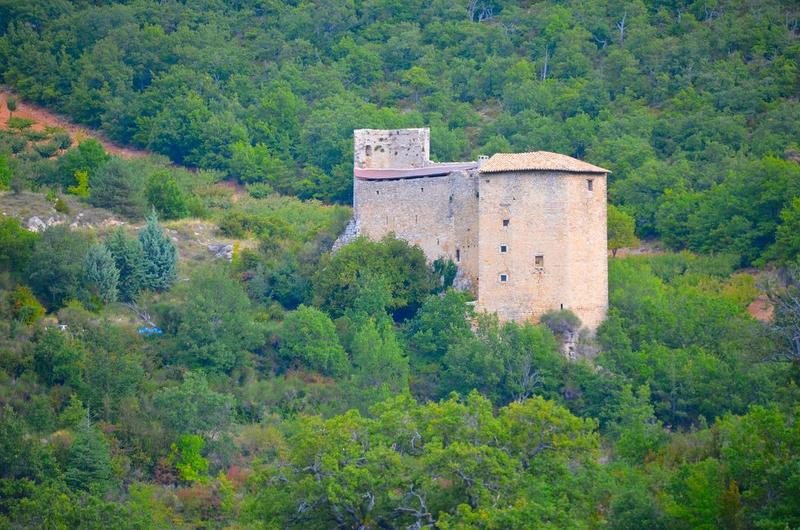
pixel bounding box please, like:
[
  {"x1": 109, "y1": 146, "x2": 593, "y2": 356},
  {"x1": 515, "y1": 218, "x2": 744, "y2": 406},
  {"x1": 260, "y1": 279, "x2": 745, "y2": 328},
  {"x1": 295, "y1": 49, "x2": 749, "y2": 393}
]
[{"x1": 476, "y1": 152, "x2": 609, "y2": 330}]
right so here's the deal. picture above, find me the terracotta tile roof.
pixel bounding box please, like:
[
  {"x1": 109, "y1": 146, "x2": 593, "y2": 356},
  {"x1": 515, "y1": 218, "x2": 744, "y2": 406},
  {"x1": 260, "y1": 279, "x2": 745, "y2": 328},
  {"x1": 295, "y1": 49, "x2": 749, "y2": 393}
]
[{"x1": 479, "y1": 151, "x2": 610, "y2": 174}]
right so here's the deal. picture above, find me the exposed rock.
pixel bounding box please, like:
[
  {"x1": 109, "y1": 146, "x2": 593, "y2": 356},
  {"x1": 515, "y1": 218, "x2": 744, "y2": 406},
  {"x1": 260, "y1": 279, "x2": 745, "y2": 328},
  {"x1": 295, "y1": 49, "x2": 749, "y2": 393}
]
[
  {"x1": 208, "y1": 243, "x2": 234, "y2": 261},
  {"x1": 27, "y1": 215, "x2": 65, "y2": 232}
]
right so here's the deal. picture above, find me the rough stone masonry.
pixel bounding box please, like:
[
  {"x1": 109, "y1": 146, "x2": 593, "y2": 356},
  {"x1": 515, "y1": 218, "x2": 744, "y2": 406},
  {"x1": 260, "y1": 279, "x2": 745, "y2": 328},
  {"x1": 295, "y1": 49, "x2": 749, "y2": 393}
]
[{"x1": 348, "y1": 128, "x2": 609, "y2": 331}]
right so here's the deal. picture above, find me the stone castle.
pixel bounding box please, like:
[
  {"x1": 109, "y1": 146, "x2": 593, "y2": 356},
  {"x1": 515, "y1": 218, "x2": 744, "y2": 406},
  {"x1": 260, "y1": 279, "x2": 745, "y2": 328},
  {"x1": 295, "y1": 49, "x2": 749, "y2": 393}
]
[{"x1": 348, "y1": 128, "x2": 609, "y2": 330}]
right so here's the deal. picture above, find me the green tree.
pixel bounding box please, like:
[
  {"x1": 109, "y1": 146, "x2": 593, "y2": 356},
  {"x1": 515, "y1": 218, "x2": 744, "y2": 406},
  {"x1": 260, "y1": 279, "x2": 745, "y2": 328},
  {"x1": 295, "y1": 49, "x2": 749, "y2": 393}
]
[
  {"x1": 172, "y1": 266, "x2": 262, "y2": 373},
  {"x1": 349, "y1": 318, "x2": 409, "y2": 407},
  {"x1": 279, "y1": 304, "x2": 348, "y2": 376},
  {"x1": 0, "y1": 154, "x2": 12, "y2": 190},
  {"x1": 0, "y1": 215, "x2": 37, "y2": 273},
  {"x1": 146, "y1": 169, "x2": 188, "y2": 220},
  {"x1": 27, "y1": 225, "x2": 91, "y2": 309},
  {"x1": 57, "y1": 139, "x2": 110, "y2": 189},
  {"x1": 313, "y1": 236, "x2": 435, "y2": 319},
  {"x1": 766, "y1": 197, "x2": 800, "y2": 264},
  {"x1": 168, "y1": 434, "x2": 209, "y2": 483},
  {"x1": 89, "y1": 157, "x2": 146, "y2": 218},
  {"x1": 608, "y1": 204, "x2": 640, "y2": 257},
  {"x1": 83, "y1": 243, "x2": 119, "y2": 304},
  {"x1": 6, "y1": 96, "x2": 16, "y2": 116},
  {"x1": 66, "y1": 170, "x2": 90, "y2": 198},
  {"x1": 139, "y1": 210, "x2": 177, "y2": 291},
  {"x1": 32, "y1": 327, "x2": 84, "y2": 389},
  {"x1": 105, "y1": 227, "x2": 146, "y2": 302},
  {"x1": 64, "y1": 419, "x2": 114, "y2": 493},
  {"x1": 154, "y1": 371, "x2": 234, "y2": 438}
]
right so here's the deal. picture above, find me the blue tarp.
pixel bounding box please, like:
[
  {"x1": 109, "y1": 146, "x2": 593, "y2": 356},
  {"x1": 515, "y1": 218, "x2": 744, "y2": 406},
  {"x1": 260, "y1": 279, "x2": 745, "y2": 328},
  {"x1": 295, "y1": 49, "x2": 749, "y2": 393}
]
[{"x1": 137, "y1": 326, "x2": 162, "y2": 335}]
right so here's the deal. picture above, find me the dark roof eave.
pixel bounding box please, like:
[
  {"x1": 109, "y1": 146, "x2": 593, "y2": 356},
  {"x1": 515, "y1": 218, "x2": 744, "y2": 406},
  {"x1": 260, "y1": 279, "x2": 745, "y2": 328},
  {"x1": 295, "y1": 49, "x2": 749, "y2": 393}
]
[{"x1": 355, "y1": 162, "x2": 478, "y2": 181}]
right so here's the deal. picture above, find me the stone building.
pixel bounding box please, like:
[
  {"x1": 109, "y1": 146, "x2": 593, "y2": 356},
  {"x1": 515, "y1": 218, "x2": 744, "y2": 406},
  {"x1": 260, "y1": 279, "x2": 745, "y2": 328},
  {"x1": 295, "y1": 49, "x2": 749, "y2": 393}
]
[{"x1": 348, "y1": 128, "x2": 609, "y2": 331}]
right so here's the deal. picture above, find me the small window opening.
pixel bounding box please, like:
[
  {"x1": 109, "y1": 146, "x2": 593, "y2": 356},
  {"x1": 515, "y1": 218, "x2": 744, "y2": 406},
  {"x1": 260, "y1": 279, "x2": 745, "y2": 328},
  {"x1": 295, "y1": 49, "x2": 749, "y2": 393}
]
[
  {"x1": 560, "y1": 303, "x2": 564, "y2": 310},
  {"x1": 587, "y1": 179, "x2": 594, "y2": 191},
  {"x1": 485, "y1": 179, "x2": 489, "y2": 183},
  {"x1": 365, "y1": 145, "x2": 372, "y2": 156},
  {"x1": 535, "y1": 255, "x2": 544, "y2": 267},
  {"x1": 499, "y1": 273, "x2": 508, "y2": 282},
  {"x1": 456, "y1": 249, "x2": 461, "y2": 262},
  {"x1": 415, "y1": 215, "x2": 418, "y2": 223},
  {"x1": 500, "y1": 244, "x2": 508, "y2": 253},
  {"x1": 376, "y1": 190, "x2": 379, "y2": 195},
  {"x1": 421, "y1": 187, "x2": 424, "y2": 192},
  {"x1": 502, "y1": 219, "x2": 510, "y2": 227}
]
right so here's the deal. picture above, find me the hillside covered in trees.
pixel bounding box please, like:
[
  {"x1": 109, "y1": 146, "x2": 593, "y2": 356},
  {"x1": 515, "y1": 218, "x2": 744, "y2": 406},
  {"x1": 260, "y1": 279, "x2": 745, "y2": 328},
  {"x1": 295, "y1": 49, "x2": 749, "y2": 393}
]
[
  {"x1": 1, "y1": 0, "x2": 800, "y2": 528},
  {"x1": 2, "y1": 0, "x2": 800, "y2": 263}
]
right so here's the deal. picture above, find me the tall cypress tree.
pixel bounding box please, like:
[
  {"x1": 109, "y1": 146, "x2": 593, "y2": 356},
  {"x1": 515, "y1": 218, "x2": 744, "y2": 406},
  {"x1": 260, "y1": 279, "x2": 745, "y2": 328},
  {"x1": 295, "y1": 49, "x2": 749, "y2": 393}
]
[
  {"x1": 139, "y1": 210, "x2": 177, "y2": 291},
  {"x1": 105, "y1": 227, "x2": 146, "y2": 302},
  {"x1": 83, "y1": 243, "x2": 119, "y2": 303}
]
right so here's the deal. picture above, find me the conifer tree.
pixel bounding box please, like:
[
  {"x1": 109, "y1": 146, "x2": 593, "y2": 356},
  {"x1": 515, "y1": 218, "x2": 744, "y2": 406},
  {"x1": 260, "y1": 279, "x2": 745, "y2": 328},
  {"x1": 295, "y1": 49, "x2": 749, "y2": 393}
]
[
  {"x1": 139, "y1": 210, "x2": 177, "y2": 291},
  {"x1": 64, "y1": 418, "x2": 113, "y2": 493},
  {"x1": 83, "y1": 243, "x2": 119, "y2": 303},
  {"x1": 105, "y1": 227, "x2": 146, "y2": 302}
]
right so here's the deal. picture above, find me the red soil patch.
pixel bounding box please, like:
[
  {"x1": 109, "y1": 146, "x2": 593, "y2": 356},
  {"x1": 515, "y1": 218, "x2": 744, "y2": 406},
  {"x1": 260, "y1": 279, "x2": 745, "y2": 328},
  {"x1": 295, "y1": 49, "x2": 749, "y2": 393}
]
[
  {"x1": 747, "y1": 294, "x2": 774, "y2": 322},
  {"x1": 0, "y1": 89, "x2": 150, "y2": 159}
]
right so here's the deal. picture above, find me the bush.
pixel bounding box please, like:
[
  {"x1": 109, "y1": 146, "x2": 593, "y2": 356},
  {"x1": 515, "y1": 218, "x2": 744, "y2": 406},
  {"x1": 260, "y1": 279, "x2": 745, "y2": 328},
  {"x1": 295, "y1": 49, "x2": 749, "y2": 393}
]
[
  {"x1": 8, "y1": 286, "x2": 45, "y2": 324},
  {"x1": 279, "y1": 305, "x2": 348, "y2": 376},
  {"x1": 146, "y1": 170, "x2": 188, "y2": 220},
  {"x1": 54, "y1": 197, "x2": 70, "y2": 214},
  {"x1": 66, "y1": 171, "x2": 90, "y2": 198},
  {"x1": 7, "y1": 117, "x2": 35, "y2": 130},
  {"x1": 51, "y1": 131, "x2": 72, "y2": 150},
  {"x1": 34, "y1": 141, "x2": 60, "y2": 158},
  {"x1": 540, "y1": 309, "x2": 582, "y2": 336},
  {"x1": 245, "y1": 182, "x2": 274, "y2": 199}
]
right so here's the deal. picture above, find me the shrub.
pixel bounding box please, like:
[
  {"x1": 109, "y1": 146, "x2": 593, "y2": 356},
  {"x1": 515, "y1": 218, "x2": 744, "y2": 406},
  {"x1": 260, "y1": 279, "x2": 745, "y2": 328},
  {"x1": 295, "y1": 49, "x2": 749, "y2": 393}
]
[
  {"x1": 146, "y1": 170, "x2": 188, "y2": 220},
  {"x1": 66, "y1": 171, "x2": 90, "y2": 198},
  {"x1": 245, "y1": 182, "x2": 274, "y2": 199},
  {"x1": 35, "y1": 141, "x2": 60, "y2": 158},
  {"x1": 8, "y1": 286, "x2": 45, "y2": 324},
  {"x1": 279, "y1": 305, "x2": 349, "y2": 376},
  {"x1": 540, "y1": 309, "x2": 582, "y2": 336},
  {"x1": 51, "y1": 131, "x2": 72, "y2": 150},
  {"x1": 7, "y1": 117, "x2": 35, "y2": 130},
  {"x1": 54, "y1": 198, "x2": 70, "y2": 214}
]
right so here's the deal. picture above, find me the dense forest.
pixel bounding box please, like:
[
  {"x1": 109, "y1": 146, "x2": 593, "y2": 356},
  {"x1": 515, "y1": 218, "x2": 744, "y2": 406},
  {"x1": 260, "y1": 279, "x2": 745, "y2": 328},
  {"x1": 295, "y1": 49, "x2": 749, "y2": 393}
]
[{"x1": 1, "y1": 0, "x2": 800, "y2": 528}]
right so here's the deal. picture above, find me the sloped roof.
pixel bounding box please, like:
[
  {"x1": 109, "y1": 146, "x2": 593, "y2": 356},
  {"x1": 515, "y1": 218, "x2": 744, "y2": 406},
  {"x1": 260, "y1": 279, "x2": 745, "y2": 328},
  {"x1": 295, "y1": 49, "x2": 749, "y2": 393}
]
[{"x1": 479, "y1": 151, "x2": 610, "y2": 174}]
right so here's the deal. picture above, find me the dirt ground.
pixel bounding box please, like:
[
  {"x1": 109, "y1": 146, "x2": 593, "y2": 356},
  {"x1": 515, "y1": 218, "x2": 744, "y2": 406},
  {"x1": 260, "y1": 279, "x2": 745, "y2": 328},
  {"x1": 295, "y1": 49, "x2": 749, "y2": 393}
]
[{"x1": 0, "y1": 88, "x2": 150, "y2": 159}]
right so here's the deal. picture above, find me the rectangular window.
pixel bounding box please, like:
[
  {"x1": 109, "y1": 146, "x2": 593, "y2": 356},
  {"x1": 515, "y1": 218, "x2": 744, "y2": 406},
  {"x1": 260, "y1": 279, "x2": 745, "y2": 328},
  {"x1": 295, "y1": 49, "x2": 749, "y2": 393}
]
[
  {"x1": 502, "y1": 219, "x2": 510, "y2": 227},
  {"x1": 499, "y1": 273, "x2": 508, "y2": 282},
  {"x1": 500, "y1": 244, "x2": 508, "y2": 253},
  {"x1": 456, "y1": 249, "x2": 461, "y2": 262},
  {"x1": 535, "y1": 255, "x2": 544, "y2": 267},
  {"x1": 587, "y1": 179, "x2": 594, "y2": 191}
]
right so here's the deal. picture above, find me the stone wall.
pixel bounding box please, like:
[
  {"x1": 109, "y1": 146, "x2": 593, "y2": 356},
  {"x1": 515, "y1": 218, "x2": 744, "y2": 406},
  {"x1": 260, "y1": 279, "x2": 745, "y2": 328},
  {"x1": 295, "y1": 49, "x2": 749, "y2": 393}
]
[
  {"x1": 475, "y1": 170, "x2": 607, "y2": 330},
  {"x1": 354, "y1": 128, "x2": 430, "y2": 169},
  {"x1": 353, "y1": 171, "x2": 479, "y2": 290}
]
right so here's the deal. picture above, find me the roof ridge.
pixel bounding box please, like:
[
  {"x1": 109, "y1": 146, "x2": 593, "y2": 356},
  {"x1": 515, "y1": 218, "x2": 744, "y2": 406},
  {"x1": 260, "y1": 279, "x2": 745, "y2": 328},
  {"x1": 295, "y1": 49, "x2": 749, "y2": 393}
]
[{"x1": 479, "y1": 151, "x2": 610, "y2": 174}]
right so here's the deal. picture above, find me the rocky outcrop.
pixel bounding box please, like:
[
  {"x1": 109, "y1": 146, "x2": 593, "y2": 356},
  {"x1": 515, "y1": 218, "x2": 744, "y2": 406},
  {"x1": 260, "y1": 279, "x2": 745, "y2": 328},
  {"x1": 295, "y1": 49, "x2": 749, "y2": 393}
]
[{"x1": 208, "y1": 243, "x2": 234, "y2": 260}]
